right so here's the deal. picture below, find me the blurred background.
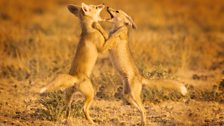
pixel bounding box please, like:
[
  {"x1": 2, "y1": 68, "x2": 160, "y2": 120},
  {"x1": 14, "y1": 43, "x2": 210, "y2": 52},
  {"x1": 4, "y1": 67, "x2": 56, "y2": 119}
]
[
  {"x1": 1, "y1": 0, "x2": 224, "y2": 79},
  {"x1": 0, "y1": 0, "x2": 224, "y2": 125}
]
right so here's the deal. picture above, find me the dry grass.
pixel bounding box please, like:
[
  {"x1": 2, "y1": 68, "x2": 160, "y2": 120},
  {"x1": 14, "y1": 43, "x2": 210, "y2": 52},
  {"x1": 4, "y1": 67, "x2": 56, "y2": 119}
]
[
  {"x1": 0, "y1": 0, "x2": 224, "y2": 125},
  {"x1": 34, "y1": 91, "x2": 84, "y2": 121}
]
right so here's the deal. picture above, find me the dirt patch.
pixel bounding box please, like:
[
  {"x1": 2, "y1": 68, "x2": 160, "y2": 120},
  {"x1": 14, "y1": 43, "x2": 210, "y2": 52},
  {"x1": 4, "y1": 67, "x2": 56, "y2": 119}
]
[{"x1": 1, "y1": 0, "x2": 224, "y2": 125}]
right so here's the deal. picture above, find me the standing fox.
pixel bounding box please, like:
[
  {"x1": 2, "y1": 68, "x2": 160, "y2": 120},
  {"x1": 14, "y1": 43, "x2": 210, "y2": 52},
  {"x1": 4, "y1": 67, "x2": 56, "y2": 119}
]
[
  {"x1": 40, "y1": 3, "x2": 120, "y2": 124},
  {"x1": 93, "y1": 7, "x2": 188, "y2": 125},
  {"x1": 40, "y1": 3, "x2": 187, "y2": 125}
]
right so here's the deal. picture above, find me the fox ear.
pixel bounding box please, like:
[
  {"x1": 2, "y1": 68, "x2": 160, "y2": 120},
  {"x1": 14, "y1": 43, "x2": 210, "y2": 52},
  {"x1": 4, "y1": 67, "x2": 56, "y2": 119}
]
[
  {"x1": 67, "y1": 4, "x2": 80, "y2": 16},
  {"x1": 126, "y1": 16, "x2": 137, "y2": 29},
  {"x1": 81, "y1": 3, "x2": 89, "y2": 14}
]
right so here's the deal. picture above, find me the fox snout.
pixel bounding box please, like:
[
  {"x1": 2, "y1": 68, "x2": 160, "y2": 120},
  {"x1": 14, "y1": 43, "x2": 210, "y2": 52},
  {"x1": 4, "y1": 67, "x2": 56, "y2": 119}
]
[
  {"x1": 107, "y1": 7, "x2": 112, "y2": 11},
  {"x1": 107, "y1": 7, "x2": 114, "y2": 18}
]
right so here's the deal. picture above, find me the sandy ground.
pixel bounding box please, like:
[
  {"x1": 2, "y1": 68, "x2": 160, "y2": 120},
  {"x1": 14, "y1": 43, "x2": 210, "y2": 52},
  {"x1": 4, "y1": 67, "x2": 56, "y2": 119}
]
[
  {"x1": 0, "y1": 0, "x2": 224, "y2": 126},
  {"x1": 0, "y1": 74, "x2": 224, "y2": 126}
]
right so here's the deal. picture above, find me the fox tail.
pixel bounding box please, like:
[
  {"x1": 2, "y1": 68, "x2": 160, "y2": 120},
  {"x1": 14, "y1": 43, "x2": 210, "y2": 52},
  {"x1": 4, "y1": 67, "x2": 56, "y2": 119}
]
[
  {"x1": 40, "y1": 74, "x2": 79, "y2": 94},
  {"x1": 141, "y1": 77, "x2": 187, "y2": 96}
]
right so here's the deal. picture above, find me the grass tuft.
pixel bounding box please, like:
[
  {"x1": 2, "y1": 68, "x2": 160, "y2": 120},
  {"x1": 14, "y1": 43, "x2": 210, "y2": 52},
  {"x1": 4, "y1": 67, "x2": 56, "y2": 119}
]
[{"x1": 34, "y1": 91, "x2": 84, "y2": 121}]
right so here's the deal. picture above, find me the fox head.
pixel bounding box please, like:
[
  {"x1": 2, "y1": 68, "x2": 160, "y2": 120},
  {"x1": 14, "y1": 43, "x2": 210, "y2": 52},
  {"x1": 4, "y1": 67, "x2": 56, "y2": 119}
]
[
  {"x1": 67, "y1": 3, "x2": 105, "y2": 22},
  {"x1": 107, "y1": 7, "x2": 136, "y2": 29}
]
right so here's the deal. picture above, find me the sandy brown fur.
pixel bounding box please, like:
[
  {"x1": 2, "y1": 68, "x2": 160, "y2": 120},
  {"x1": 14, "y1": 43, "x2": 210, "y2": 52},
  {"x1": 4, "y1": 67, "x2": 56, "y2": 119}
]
[
  {"x1": 94, "y1": 7, "x2": 188, "y2": 126},
  {"x1": 40, "y1": 3, "x2": 120, "y2": 124}
]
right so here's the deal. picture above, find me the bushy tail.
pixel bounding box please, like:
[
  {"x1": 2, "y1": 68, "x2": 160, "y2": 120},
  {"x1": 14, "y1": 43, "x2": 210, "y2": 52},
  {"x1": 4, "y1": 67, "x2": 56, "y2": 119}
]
[
  {"x1": 141, "y1": 77, "x2": 187, "y2": 96},
  {"x1": 40, "y1": 74, "x2": 79, "y2": 94}
]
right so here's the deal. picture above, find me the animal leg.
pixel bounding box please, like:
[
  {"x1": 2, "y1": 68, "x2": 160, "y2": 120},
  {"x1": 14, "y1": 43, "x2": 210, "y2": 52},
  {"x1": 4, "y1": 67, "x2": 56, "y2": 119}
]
[
  {"x1": 78, "y1": 79, "x2": 95, "y2": 124},
  {"x1": 129, "y1": 78, "x2": 146, "y2": 126},
  {"x1": 64, "y1": 86, "x2": 75, "y2": 118}
]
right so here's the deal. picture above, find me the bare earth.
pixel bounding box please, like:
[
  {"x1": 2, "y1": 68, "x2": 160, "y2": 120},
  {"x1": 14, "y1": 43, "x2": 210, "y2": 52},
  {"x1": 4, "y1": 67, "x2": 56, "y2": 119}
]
[{"x1": 0, "y1": 0, "x2": 224, "y2": 126}]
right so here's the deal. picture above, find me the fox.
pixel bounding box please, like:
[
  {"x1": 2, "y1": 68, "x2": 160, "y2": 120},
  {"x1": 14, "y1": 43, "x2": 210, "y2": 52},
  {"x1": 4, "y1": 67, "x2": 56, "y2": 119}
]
[
  {"x1": 39, "y1": 3, "x2": 121, "y2": 124},
  {"x1": 93, "y1": 7, "x2": 188, "y2": 125}
]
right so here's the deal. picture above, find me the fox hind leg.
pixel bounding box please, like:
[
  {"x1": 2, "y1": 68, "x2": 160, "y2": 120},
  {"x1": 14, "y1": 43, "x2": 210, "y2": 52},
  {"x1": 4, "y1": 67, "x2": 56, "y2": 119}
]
[
  {"x1": 122, "y1": 78, "x2": 132, "y2": 105},
  {"x1": 129, "y1": 78, "x2": 146, "y2": 126},
  {"x1": 78, "y1": 79, "x2": 95, "y2": 124},
  {"x1": 64, "y1": 86, "x2": 75, "y2": 118}
]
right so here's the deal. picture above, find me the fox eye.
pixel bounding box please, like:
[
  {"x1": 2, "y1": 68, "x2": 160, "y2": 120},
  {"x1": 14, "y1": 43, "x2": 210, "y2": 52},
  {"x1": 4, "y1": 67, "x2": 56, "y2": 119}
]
[
  {"x1": 96, "y1": 7, "x2": 98, "y2": 9},
  {"x1": 116, "y1": 10, "x2": 119, "y2": 13}
]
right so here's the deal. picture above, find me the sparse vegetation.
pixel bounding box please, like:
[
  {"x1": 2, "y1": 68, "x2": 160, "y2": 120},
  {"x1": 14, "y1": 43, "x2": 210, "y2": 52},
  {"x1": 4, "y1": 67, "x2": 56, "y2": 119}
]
[
  {"x1": 34, "y1": 91, "x2": 84, "y2": 121},
  {"x1": 0, "y1": 0, "x2": 224, "y2": 125}
]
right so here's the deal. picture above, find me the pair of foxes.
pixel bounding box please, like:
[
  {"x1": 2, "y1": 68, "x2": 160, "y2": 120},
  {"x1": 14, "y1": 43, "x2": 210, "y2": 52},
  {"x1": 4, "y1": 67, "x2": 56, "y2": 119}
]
[{"x1": 40, "y1": 3, "x2": 187, "y2": 125}]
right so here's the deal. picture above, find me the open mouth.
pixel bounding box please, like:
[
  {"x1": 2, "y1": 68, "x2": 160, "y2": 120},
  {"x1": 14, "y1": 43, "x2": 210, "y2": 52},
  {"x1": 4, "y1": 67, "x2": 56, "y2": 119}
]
[{"x1": 107, "y1": 7, "x2": 114, "y2": 18}]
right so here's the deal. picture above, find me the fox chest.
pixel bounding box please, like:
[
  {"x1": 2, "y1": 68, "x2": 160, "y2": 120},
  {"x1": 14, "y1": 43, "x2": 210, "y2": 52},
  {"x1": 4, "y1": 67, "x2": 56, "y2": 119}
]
[
  {"x1": 72, "y1": 40, "x2": 98, "y2": 75},
  {"x1": 109, "y1": 41, "x2": 134, "y2": 75}
]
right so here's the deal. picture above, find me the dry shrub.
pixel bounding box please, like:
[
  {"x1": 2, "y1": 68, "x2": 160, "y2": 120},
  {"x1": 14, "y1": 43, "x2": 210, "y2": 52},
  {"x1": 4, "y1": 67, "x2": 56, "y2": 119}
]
[
  {"x1": 94, "y1": 72, "x2": 121, "y2": 99},
  {"x1": 189, "y1": 85, "x2": 224, "y2": 103},
  {"x1": 34, "y1": 91, "x2": 84, "y2": 121}
]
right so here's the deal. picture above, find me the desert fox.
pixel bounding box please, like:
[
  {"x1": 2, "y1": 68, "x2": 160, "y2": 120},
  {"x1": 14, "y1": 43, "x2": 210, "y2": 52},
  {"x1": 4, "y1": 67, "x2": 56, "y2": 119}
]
[
  {"x1": 40, "y1": 3, "x2": 121, "y2": 124},
  {"x1": 93, "y1": 7, "x2": 188, "y2": 125}
]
